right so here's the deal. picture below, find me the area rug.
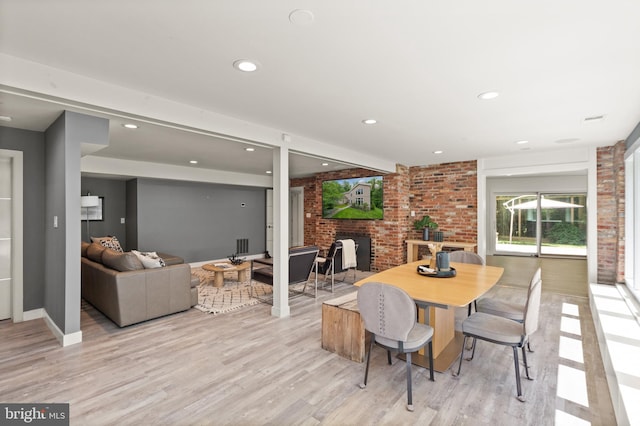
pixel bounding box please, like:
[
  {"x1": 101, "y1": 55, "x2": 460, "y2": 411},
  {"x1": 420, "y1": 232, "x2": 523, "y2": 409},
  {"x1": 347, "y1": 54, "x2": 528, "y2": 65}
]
[
  {"x1": 191, "y1": 267, "x2": 321, "y2": 314},
  {"x1": 191, "y1": 267, "x2": 273, "y2": 314}
]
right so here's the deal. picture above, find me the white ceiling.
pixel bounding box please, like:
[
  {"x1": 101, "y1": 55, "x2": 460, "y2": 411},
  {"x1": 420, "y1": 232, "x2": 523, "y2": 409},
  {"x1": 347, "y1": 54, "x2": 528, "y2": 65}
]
[{"x1": 1, "y1": 1, "x2": 639, "y2": 179}]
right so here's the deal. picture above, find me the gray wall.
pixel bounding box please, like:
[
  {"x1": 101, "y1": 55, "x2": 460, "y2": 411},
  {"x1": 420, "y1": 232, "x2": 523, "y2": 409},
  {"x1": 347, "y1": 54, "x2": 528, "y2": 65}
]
[
  {"x1": 131, "y1": 178, "x2": 266, "y2": 262},
  {"x1": 44, "y1": 111, "x2": 108, "y2": 334},
  {"x1": 0, "y1": 127, "x2": 45, "y2": 311},
  {"x1": 81, "y1": 177, "x2": 127, "y2": 247}
]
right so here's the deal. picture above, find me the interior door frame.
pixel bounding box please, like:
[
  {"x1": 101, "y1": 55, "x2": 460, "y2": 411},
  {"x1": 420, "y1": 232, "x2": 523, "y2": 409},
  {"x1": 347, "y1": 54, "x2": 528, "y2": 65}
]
[{"x1": 0, "y1": 149, "x2": 23, "y2": 322}]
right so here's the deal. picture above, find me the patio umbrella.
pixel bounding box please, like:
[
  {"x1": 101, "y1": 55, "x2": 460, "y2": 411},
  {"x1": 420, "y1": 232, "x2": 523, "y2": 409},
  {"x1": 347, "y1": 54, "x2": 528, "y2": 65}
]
[
  {"x1": 510, "y1": 198, "x2": 583, "y2": 210},
  {"x1": 503, "y1": 196, "x2": 583, "y2": 243}
]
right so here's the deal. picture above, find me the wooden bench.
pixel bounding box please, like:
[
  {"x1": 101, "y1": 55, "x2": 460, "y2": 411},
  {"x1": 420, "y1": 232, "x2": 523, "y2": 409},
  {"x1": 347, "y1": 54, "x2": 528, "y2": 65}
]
[{"x1": 321, "y1": 292, "x2": 370, "y2": 362}]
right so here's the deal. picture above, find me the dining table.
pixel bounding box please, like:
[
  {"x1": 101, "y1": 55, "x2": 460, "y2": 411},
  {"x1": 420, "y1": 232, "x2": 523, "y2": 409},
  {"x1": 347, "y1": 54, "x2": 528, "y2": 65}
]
[{"x1": 354, "y1": 259, "x2": 504, "y2": 372}]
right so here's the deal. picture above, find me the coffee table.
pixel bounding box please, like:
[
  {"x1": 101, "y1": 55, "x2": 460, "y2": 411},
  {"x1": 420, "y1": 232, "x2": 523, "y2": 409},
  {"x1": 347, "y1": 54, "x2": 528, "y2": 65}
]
[{"x1": 202, "y1": 262, "x2": 251, "y2": 287}]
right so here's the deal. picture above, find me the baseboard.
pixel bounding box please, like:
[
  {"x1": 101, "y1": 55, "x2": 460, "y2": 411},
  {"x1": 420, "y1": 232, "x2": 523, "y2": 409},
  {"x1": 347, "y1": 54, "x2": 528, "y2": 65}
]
[
  {"x1": 589, "y1": 283, "x2": 640, "y2": 426},
  {"x1": 22, "y1": 308, "x2": 44, "y2": 321},
  {"x1": 43, "y1": 310, "x2": 83, "y2": 347}
]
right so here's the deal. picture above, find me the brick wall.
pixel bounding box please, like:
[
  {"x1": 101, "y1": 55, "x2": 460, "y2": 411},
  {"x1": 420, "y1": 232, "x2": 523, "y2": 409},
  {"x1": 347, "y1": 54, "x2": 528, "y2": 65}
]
[
  {"x1": 291, "y1": 162, "x2": 478, "y2": 271},
  {"x1": 597, "y1": 141, "x2": 626, "y2": 284},
  {"x1": 408, "y1": 161, "x2": 478, "y2": 258},
  {"x1": 291, "y1": 165, "x2": 409, "y2": 272}
]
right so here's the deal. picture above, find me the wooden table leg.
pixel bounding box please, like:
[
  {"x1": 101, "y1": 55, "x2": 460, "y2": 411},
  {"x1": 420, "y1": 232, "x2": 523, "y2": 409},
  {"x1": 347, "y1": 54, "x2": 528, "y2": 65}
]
[
  {"x1": 238, "y1": 268, "x2": 249, "y2": 282},
  {"x1": 213, "y1": 271, "x2": 225, "y2": 287},
  {"x1": 401, "y1": 305, "x2": 461, "y2": 373}
]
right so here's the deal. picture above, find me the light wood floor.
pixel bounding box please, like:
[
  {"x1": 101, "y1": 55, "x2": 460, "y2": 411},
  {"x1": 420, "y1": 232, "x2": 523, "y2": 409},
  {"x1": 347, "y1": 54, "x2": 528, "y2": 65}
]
[{"x1": 0, "y1": 259, "x2": 616, "y2": 425}]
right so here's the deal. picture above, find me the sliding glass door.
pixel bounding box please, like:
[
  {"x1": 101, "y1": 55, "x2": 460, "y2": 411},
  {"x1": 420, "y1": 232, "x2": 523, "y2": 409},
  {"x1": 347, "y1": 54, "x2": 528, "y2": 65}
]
[{"x1": 495, "y1": 193, "x2": 587, "y2": 257}]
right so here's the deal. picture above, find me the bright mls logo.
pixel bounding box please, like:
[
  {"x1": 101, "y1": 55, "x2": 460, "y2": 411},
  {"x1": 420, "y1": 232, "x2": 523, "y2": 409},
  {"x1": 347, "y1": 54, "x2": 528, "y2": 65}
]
[{"x1": 1, "y1": 404, "x2": 69, "y2": 425}]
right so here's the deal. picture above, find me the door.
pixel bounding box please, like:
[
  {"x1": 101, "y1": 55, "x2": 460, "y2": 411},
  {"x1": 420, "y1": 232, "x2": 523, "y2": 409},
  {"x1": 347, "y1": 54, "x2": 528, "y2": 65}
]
[
  {"x1": 289, "y1": 187, "x2": 304, "y2": 247},
  {"x1": 495, "y1": 193, "x2": 587, "y2": 257},
  {"x1": 0, "y1": 157, "x2": 12, "y2": 320}
]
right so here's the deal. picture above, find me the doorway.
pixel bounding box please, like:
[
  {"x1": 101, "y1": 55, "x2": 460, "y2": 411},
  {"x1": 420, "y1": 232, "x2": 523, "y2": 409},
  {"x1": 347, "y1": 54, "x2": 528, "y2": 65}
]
[
  {"x1": 495, "y1": 192, "x2": 587, "y2": 257},
  {"x1": 0, "y1": 150, "x2": 23, "y2": 322},
  {"x1": 289, "y1": 187, "x2": 304, "y2": 247}
]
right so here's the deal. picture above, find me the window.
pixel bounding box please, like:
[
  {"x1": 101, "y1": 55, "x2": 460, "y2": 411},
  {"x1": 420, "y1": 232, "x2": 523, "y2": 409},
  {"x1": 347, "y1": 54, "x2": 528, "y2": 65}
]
[{"x1": 625, "y1": 144, "x2": 640, "y2": 301}]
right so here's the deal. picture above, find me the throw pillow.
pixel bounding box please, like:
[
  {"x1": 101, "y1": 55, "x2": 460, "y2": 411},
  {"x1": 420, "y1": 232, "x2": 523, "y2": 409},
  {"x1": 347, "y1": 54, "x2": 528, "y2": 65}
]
[
  {"x1": 102, "y1": 248, "x2": 144, "y2": 272},
  {"x1": 91, "y1": 236, "x2": 124, "y2": 253},
  {"x1": 87, "y1": 242, "x2": 107, "y2": 263},
  {"x1": 131, "y1": 250, "x2": 166, "y2": 269}
]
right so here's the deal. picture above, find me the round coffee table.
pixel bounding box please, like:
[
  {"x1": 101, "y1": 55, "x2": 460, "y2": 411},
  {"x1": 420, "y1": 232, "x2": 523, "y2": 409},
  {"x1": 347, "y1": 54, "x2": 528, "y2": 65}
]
[{"x1": 201, "y1": 262, "x2": 251, "y2": 287}]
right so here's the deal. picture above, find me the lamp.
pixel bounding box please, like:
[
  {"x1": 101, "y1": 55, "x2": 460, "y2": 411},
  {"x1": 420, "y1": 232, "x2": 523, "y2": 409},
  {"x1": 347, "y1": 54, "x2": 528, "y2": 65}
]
[{"x1": 81, "y1": 195, "x2": 100, "y2": 242}]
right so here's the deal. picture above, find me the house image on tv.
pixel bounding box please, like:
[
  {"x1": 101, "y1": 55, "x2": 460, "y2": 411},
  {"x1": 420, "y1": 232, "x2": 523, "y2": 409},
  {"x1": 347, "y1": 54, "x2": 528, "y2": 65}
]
[{"x1": 341, "y1": 182, "x2": 372, "y2": 209}]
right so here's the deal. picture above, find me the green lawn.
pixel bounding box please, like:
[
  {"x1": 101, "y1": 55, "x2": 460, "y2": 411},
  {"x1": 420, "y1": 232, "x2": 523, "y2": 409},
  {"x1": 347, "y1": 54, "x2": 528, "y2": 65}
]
[{"x1": 332, "y1": 207, "x2": 383, "y2": 219}]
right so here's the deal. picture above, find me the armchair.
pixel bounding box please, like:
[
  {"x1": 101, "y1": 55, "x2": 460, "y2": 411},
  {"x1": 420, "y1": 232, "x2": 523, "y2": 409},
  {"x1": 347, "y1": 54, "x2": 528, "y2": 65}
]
[
  {"x1": 315, "y1": 240, "x2": 358, "y2": 292},
  {"x1": 251, "y1": 245, "x2": 319, "y2": 300}
]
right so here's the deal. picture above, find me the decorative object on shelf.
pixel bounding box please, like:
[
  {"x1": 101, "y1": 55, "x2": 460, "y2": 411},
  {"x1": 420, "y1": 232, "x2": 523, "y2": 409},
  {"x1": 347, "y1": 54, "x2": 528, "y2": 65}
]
[
  {"x1": 81, "y1": 194, "x2": 101, "y2": 242},
  {"x1": 413, "y1": 215, "x2": 439, "y2": 241},
  {"x1": 433, "y1": 231, "x2": 444, "y2": 242},
  {"x1": 227, "y1": 253, "x2": 246, "y2": 265}
]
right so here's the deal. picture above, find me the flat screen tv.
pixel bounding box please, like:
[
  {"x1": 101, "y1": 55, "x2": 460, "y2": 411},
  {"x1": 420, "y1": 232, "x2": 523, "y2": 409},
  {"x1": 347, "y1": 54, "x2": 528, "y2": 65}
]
[{"x1": 322, "y1": 176, "x2": 383, "y2": 219}]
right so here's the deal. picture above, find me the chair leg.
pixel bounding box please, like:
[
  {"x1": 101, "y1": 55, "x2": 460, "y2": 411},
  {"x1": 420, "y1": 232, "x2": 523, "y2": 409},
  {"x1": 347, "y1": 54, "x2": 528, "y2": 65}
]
[
  {"x1": 522, "y1": 346, "x2": 532, "y2": 380},
  {"x1": 360, "y1": 337, "x2": 375, "y2": 389},
  {"x1": 527, "y1": 339, "x2": 534, "y2": 353},
  {"x1": 453, "y1": 335, "x2": 467, "y2": 377},
  {"x1": 467, "y1": 303, "x2": 472, "y2": 316},
  {"x1": 428, "y1": 341, "x2": 434, "y2": 382},
  {"x1": 467, "y1": 337, "x2": 477, "y2": 361},
  {"x1": 406, "y1": 352, "x2": 414, "y2": 412},
  {"x1": 387, "y1": 350, "x2": 392, "y2": 365},
  {"x1": 512, "y1": 346, "x2": 525, "y2": 402}
]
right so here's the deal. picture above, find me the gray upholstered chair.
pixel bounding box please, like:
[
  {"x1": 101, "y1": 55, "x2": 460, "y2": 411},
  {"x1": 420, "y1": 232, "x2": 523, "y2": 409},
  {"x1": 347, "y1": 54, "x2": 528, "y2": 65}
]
[
  {"x1": 357, "y1": 282, "x2": 435, "y2": 412},
  {"x1": 453, "y1": 267, "x2": 542, "y2": 402},
  {"x1": 476, "y1": 267, "x2": 541, "y2": 352},
  {"x1": 448, "y1": 250, "x2": 484, "y2": 315}
]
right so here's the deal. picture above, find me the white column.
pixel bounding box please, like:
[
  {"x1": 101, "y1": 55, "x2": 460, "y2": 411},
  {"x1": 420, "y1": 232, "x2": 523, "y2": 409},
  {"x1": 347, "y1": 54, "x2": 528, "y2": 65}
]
[{"x1": 271, "y1": 146, "x2": 290, "y2": 317}]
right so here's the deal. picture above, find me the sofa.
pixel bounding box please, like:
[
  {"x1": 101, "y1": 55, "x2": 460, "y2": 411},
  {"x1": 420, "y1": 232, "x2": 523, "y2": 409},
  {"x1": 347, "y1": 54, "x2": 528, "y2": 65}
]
[{"x1": 81, "y1": 241, "x2": 198, "y2": 327}]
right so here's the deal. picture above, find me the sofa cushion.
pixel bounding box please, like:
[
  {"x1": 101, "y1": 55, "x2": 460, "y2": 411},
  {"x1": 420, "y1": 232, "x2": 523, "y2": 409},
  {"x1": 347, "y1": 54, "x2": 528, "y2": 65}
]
[
  {"x1": 87, "y1": 242, "x2": 107, "y2": 263},
  {"x1": 81, "y1": 241, "x2": 90, "y2": 258},
  {"x1": 91, "y1": 235, "x2": 124, "y2": 253},
  {"x1": 132, "y1": 250, "x2": 166, "y2": 269},
  {"x1": 102, "y1": 248, "x2": 144, "y2": 272}
]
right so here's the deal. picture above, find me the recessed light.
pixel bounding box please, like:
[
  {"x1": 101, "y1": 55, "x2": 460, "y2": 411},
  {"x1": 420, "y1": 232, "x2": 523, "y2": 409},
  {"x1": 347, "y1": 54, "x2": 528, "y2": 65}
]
[
  {"x1": 189, "y1": 160, "x2": 198, "y2": 164},
  {"x1": 362, "y1": 119, "x2": 377, "y2": 125},
  {"x1": 123, "y1": 123, "x2": 138, "y2": 129},
  {"x1": 245, "y1": 147, "x2": 255, "y2": 152},
  {"x1": 321, "y1": 162, "x2": 329, "y2": 166},
  {"x1": 477, "y1": 91, "x2": 499, "y2": 100},
  {"x1": 433, "y1": 150, "x2": 443, "y2": 154},
  {"x1": 0, "y1": 115, "x2": 12, "y2": 122},
  {"x1": 515, "y1": 140, "x2": 529, "y2": 145},
  {"x1": 233, "y1": 60, "x2": 259, "y2": 72},
  {"x1": 266, "y1": 170, "x2": 272, "y2": 174}
]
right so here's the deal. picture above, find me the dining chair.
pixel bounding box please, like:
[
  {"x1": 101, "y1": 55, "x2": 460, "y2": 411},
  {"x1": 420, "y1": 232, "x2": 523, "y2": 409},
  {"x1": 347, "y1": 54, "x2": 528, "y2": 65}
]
[
  {"x1": 452, "y1": 267, "x2": 542, "y2": 402},
  {"x1": 476, "y1": 267, "x2": 541, "y2": 352},
  {"x1": 357, "y1": 282, "x2": 435, "y2": 412},
  {"x1": 448, "y1": 251, "x2": 484, "y2": 315}
]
